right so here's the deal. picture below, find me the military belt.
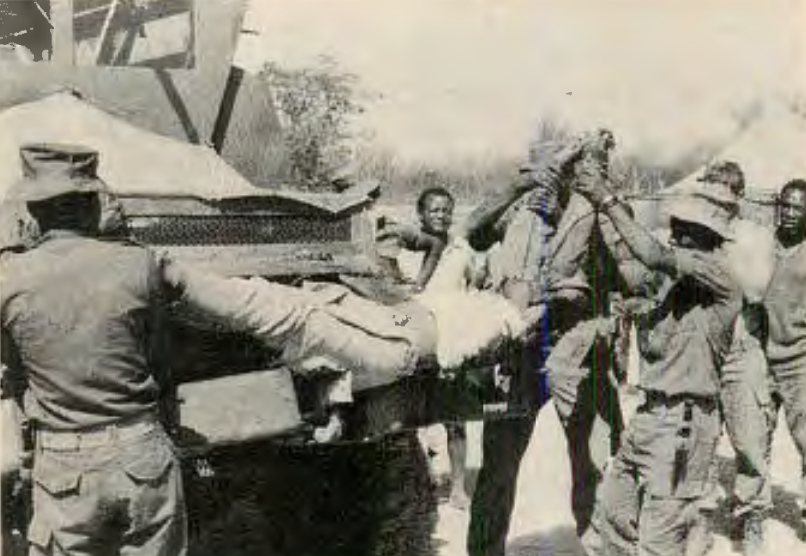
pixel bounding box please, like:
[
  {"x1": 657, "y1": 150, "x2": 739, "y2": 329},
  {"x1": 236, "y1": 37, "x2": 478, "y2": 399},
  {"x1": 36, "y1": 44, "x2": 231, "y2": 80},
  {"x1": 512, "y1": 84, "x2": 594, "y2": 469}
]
[
  {"x1": 36, "y1": 412, "x2": 160, "y2": 451},
  {"x1": 641, "y1": 390, "x2": 718, "y2": 414}
]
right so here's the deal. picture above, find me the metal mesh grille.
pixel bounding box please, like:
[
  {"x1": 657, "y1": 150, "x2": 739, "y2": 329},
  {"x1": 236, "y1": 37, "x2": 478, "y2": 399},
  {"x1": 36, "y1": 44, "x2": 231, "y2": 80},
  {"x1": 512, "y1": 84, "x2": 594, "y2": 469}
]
[{"x1": 129, "y1": 214, "x2": 352, "y2": 246}]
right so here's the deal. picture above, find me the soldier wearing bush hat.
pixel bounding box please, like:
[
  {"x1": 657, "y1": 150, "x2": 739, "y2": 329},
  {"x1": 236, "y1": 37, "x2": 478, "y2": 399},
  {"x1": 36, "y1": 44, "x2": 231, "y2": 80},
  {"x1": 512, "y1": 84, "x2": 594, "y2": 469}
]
[
  {"x1": 572, "y1": 153, "x2": 743, "y2": 556},
  {"x1": 686, "y1": 159, "x2": 777, "y2": 556},
  {"x1": 1, "y1": 143, "x2": 187, "y2": 556}
]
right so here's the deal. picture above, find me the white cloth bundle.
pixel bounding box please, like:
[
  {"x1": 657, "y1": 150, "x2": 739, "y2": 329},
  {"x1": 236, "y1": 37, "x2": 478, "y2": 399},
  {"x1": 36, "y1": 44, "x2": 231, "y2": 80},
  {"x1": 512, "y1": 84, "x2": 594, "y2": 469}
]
[
  {"x1": 416, "y1": 289, "x2": 526, "y2": 369},
  {"x1": 415, "y1": 237, "x2": 526, "y2": 369}
]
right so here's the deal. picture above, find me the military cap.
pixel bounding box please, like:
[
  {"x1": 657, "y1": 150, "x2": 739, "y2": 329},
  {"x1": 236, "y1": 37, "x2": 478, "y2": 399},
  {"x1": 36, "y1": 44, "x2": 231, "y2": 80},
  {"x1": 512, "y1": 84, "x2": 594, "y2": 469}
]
[{"x1": 7, "y1": 143, "x2": 108, "y2": 204}]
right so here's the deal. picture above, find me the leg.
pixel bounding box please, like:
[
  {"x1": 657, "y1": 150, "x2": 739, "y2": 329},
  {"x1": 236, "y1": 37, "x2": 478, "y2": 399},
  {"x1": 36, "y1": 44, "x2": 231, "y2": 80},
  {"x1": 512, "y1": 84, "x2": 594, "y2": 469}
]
[
  {"x1": 467, "y1": 412, "x2": 539, "y2": 556},
  {"x1": 643, "y1": 401, "x2": 721, "y2": 556},
  {"x1": 639, "y1": 495, "x2": 694, "y2": 556},
  {"x1": 550, "y1": 326, "x2": 622, "y2": 536},
  {"x1": 721, "y1": 348, "x2": 776, "y2": 554},
  {"x1": 446, "y1": 422, "x2": 469, "y2": 509},
  {"x1": 583, "y1": 436, "x2": 641, "y2": 556},
  {"x1": 686, "y1": 447, "x2": 721, "y2": 556},
  {"x1": 120, "y1": 431, "x2": 187, "y2": 556},
  {"x1": 722, "y1": 346, "x2": 775, "y2": 519},
  {"x1": 467, "y1": 322, "x2": 551, "y2": 556},
  {"x1": 773, "y1": 366, "x2": 806, "y2": 522}
]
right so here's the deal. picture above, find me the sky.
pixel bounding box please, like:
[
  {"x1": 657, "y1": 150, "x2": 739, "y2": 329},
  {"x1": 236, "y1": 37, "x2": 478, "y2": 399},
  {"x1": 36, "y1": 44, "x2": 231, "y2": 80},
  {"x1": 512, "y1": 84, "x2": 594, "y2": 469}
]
[{"x1": 236, "y1": 0, "x2": 805, "y2": 167}]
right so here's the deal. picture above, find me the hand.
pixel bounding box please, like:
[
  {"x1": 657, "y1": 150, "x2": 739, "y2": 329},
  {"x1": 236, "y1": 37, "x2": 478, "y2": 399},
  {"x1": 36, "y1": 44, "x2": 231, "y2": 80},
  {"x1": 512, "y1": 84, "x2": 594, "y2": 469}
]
[{"x1": 573, "y1": 155, "x2": 612, "y2": 206}]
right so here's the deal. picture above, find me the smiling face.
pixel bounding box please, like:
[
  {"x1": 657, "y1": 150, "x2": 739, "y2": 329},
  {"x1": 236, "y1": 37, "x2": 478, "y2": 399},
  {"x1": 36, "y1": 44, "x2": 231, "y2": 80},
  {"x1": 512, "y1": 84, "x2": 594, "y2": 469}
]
[
  {"x1": 778, "y1": 185, "x2": 806, "y2": 242},
  {"x1": 419, "y1": 193, "x2": 454, "y2": 235}
]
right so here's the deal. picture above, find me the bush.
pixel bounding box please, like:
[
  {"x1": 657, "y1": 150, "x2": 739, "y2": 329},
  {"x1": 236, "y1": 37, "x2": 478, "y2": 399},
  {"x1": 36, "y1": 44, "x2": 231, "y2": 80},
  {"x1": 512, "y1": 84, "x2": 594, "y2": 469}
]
[{"x1": 259, "y1": 57, "x2": 364, "y2": 191}]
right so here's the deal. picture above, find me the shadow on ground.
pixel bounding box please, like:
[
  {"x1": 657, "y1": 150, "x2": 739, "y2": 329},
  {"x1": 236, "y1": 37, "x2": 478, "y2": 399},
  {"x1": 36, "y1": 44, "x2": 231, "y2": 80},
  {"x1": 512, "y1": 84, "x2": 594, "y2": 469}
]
[
  {"x1": 707, "y1": 454, "x2": 804, "y2": 552},
  {"x1": 507, "y1": 526, "x2": 586, "y2": 556}
]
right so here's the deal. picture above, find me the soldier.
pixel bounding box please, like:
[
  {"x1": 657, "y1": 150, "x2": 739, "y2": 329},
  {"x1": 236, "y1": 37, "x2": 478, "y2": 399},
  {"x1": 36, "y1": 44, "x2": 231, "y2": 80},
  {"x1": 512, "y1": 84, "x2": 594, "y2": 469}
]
[
  {"x1": 575, "y1": 156, "x2": 743, "y2": 556},
  {"x1": 1, "y1": 144, "x2": 187, "y2": 556},
  {"x1": 687, "y1": 161, "x2": 777, "y2": 556},
  {"x1": 763, "y1": 178, "x2": 806, "y2": 538},
  {"x1": 464, "y1": 130, "x2": 636, "y2": 555}
]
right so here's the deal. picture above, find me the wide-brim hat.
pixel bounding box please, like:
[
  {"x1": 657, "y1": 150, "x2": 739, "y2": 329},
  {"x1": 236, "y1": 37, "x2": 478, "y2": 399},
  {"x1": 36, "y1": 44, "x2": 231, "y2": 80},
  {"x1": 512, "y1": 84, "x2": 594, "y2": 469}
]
[{"x1": 665, "y1": 190, "x2": 736, "y2": 241}]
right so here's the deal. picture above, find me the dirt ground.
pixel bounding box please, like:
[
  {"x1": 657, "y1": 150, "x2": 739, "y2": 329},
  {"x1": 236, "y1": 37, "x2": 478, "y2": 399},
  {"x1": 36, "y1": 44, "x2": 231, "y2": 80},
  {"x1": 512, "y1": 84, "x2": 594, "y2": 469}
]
[{"x1": 428, "y1": 390, "x2": 806, "y2": 556}]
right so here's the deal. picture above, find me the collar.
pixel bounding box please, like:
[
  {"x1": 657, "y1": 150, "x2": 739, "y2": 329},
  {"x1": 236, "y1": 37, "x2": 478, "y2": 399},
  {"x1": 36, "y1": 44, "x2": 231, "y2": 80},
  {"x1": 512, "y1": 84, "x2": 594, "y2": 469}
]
[{"x1": 33, "y1": 229, "x2": 88, "y2": 247}]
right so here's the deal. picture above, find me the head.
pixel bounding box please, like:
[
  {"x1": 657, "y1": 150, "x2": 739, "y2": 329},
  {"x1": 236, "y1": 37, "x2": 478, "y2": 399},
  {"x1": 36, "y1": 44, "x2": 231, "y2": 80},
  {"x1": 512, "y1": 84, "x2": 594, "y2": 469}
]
[
  {"x1": 11, "y1": 144, "x2": 107, "y2": 237},
  {"x1": 696, "y1": 160, "x2": 745, "y2": 202},
  {"x1": 666, "y1": 188, "x2": 735, "y2": 252},
  {"x1": 27, "y1": 192, "x2": 102, "y2": 236},
  {"x1": 580, "y1": 128, "x2": 616, "y2": 168},
  {"x1": 416, "y1": 186, "x2": 454, "y2": 235},
  {"x1": 777, "y1": 179, "x2": 806, "y2": 242}
]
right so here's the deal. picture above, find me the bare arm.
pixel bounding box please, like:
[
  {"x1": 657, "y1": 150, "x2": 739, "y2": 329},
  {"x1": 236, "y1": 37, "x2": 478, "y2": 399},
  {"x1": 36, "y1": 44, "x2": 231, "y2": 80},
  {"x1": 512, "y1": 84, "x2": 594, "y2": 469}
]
[
  {"x1": 464, "y1": 173, "x2": 536, "y2": 251},
  {"x1": 375, "y1": 223, "x2": 447, "y2": 289}
]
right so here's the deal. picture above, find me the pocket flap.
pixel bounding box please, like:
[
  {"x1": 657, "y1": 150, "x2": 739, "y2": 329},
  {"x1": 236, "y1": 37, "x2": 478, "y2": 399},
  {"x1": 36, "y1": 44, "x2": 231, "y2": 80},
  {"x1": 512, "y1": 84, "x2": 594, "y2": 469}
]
[
  {"x1": 27, "y1": 515, "x2": 52, "y2": 549},
  {"x1": 33, "y1": 461, "x2": 81, "y2": 496},
  {"x1": 123, "y1": 446, "x2": 174, "y2": 483}
]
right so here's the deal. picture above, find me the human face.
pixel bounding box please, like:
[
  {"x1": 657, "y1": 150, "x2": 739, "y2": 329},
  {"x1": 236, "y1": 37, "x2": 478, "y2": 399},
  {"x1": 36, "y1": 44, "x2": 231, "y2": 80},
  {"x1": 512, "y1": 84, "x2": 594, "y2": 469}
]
[
  {"x1": 778, "y1": 187, "x2": 806, "y2": 238},
  {"x1": 419, "y1": 194, "x2": 454, "y2": 235}
]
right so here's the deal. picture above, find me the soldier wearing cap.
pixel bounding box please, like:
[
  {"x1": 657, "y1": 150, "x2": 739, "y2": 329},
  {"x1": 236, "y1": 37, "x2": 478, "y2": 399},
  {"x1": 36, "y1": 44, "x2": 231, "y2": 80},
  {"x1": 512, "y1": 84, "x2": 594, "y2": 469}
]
[
  {"x1": 0, "y1": 144, "x2": 187, "y2": 556},
  {"x1": 687, "y1": 161, "x2": 777, "y2": 556},
  {"x1": 573, "y1": 155, "x2": 743, "y2": 556}
]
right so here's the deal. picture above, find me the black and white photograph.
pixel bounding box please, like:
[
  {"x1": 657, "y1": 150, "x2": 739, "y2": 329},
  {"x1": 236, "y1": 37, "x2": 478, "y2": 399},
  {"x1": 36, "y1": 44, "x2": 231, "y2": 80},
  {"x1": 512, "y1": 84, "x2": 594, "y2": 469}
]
[{"x1": 1, "y1": 1, "x2": 806, "y2": 555}]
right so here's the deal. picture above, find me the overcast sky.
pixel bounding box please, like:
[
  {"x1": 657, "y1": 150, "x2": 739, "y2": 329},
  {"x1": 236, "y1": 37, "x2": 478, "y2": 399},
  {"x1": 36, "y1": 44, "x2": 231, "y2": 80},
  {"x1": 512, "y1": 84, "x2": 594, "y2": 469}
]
[{"x1": 236, "y1": 0, "x2": 805, "y2": 166}]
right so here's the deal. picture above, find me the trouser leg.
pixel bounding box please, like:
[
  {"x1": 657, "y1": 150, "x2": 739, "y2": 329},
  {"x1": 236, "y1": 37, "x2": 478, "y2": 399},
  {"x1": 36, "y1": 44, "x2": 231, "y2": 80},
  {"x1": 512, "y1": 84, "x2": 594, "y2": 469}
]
[
  {"x1": 639, "y1": 496, "x2": 695, "y2": 556},
  {"x1": 120, "y1": 451, "x2": 187, "y2": 556},
  {"x1": 550, "y1": 331, "x2": 623, "y2": 537},
  {"x1": 446, "y1": 423, "x2": 469, "y2": 504},
  {"x1": 722, "y1": 379, "x2": 775, "y2": 518},
  {"x1": 584, "y1": 444, "x2": 640, "y2": 556},
  {"x1": 773, "y1": 366, "x2": 806, "y2": 510},
  {"x1": 467, "y1": 412, "x2": 539, "y2": 556}
]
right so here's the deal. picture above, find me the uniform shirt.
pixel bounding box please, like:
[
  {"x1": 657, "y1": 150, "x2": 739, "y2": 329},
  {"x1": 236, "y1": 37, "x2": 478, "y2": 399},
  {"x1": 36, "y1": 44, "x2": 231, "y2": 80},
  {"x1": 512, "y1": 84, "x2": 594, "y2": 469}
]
[
  {"x1": 764, "y1": 237, "x2": 806, "y2": 376},
  {"x1": 1, "y1": 231, "x2": 164, "y2": 431},
  {"x1": 636, "y1": 248, "x2": 741, "y2": 398}
]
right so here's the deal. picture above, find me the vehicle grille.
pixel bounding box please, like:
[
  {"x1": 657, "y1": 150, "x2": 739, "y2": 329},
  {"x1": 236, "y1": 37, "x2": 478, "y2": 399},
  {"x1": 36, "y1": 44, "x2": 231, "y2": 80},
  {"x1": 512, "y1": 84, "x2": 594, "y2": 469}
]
[{"x1": 129, "y1": 214, "x2": 353, "y2": 246}]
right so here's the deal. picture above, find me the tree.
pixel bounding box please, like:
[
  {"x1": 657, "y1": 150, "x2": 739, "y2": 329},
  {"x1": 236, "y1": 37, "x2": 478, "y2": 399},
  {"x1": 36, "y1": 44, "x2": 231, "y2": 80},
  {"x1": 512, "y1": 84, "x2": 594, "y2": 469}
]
[{"x1": 259, "y1": 57, "x2": 364, "y2": 190}]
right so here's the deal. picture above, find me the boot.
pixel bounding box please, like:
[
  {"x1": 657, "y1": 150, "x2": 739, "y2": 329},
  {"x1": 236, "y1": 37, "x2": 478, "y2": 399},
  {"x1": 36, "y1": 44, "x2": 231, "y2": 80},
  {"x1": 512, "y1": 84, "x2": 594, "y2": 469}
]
[
  {"x1": 686, "y1": 510, "x2": 715, "y2": 556},
  {"x1": 740, "y1": 512, "x2": 767, "y2": 556}
]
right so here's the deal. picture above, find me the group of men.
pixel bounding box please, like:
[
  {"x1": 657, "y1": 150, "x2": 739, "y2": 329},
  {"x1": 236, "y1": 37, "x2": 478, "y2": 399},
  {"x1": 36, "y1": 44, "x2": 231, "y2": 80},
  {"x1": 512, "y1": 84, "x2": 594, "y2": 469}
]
[
  {"x1": 3, "y1": 131, "x2": 806, "y2": 556},
  {"x1": 457, "y1": 137, "x2": 806, "y2": 556}
]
